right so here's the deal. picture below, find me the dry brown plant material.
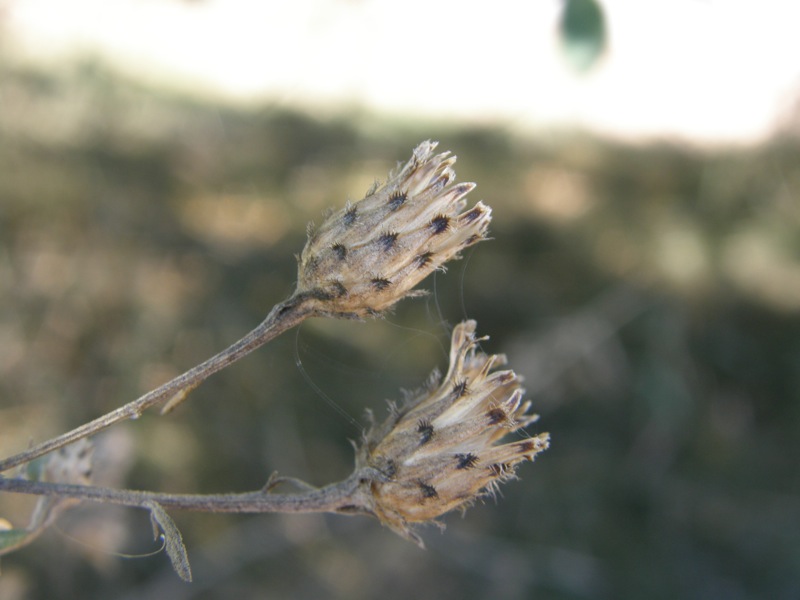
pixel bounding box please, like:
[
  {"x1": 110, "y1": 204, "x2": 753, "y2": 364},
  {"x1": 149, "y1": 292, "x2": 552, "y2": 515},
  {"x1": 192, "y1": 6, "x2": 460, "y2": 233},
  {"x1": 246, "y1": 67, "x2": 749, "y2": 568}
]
[
  {"x1": 360, "y1": 320, "x2": 549, "y2": 544},
  {"x1": 0, "y1": 142, "x2": 548, "y2": 576},
  {"x1": 297, "y1": 140, "x2": 491, "y2": 318}
]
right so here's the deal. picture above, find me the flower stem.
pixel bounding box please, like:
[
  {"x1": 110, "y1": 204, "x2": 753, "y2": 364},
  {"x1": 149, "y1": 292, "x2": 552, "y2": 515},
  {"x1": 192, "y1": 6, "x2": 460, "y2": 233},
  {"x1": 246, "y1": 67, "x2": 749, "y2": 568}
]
[
  {"x1": 0, "y1": 470, "x2": 374, "y2": 515},
  {"x1": 0, "y1": 294, "x2": 315, "y2": 474}
]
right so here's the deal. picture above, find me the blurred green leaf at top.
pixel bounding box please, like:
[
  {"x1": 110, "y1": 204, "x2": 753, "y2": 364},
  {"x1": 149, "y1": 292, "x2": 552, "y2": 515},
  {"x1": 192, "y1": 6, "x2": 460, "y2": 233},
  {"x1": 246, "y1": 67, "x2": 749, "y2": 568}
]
[{"x1": 559, "y1": 0, "x2": 607, "y2": 73}]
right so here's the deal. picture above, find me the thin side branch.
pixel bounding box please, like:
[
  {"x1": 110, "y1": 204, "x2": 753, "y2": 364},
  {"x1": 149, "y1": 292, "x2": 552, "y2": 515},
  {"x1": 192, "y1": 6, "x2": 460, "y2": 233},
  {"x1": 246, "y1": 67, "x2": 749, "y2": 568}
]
[{"x1": 0, "y1": 294, "x2": 316, "y2": 473}]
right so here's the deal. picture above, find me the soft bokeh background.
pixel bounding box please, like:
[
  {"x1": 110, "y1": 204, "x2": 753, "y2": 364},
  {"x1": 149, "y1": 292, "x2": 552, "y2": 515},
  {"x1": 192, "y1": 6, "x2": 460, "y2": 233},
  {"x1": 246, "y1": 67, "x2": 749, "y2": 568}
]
[{"x1": 1, "y1": 1, "x2": 799, "y2": 599}]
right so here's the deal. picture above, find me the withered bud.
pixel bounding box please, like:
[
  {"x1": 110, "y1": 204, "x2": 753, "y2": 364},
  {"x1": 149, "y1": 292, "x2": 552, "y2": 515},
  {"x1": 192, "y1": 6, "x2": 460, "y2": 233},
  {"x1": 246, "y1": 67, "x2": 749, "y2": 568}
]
[
  {"x1": 357, "y1": 320, "x2": 549, "y2": 545},
  {"x1": 296, "y1": 141, "x2": 491, "y2": 318}
]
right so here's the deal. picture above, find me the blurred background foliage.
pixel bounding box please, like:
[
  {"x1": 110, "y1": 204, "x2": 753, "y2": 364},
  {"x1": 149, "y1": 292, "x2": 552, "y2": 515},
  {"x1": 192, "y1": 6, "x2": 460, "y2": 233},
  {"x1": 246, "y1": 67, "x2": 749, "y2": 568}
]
[{"x1": 1, "y1": 39, "x2": 800, "y2": 600}]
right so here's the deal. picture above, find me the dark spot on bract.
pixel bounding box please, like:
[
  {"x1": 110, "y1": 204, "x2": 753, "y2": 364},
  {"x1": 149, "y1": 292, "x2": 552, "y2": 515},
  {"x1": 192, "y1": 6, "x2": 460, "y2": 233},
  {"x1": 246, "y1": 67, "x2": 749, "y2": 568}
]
[
  {"x1": 332, "y1": 243, "x2": 347, "y2": 260},
  {"x1": 430, "y1": 215, "x2": 450, "y2": 234},
  {"x1": 371, "y1": 278, "x2": 391, "y2": 291},
  {"x1": 417, "y1": 420, "x2": 434, "y2": 444},
  {"x1": 330, "y1": 281, "x2": 348, "y2": 298},
  {"x1": 462, "y1": 206, "x2": 484, "y2": 223},
  {"x1": 463, "y1": 234, "x2": 482, "y2": 247},
  {"x1": 434, "y1": 171, "x2": 453, "y2": 189},
  {"x1": 517, "y1": 440, "x2": 537, "y2": 453},
  {"x1": 388, "y1": 191, "x2": 407, "y2": 211},
  {"x1": 496, "y1": 372, "x2": 515, "y2": 384},
  {"x1": 489, "y1": 463, "x2": 512, "y2": 477},
  {"x1": 303, "y1": 254, "x2": 320, "y2": 274},
  {"x1": 414, "y1": 251, "x2": 434, "y2": 269},
  {"x1": 456, "y1": 453, "x2": 479, "y2": 469},
  {"x1": 487, "y1": 408, "x2": 507, "y2": 424},
  {"x1": 452, "y1": 380, "x2": 468, "y2": 397},
  {"x1": 419, "y1": 481, "x2": 439, "y2": 499},
  {"x1": 343, "y1": 206, "x2": 358, "y2": 227},
  {"x1": 377, "y1": 231, "x2": 398, "y2": 252}
]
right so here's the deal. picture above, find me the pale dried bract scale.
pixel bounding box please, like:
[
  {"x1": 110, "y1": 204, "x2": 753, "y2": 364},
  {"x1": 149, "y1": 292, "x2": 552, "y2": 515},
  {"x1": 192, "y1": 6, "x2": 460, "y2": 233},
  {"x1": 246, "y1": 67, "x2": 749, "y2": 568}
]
[
  {"x1": 357, "y1": 320, "x2": 550, "y2": 545},
  {"x1": 296, "y1": 141, "x2": 491, "y2": 318}
]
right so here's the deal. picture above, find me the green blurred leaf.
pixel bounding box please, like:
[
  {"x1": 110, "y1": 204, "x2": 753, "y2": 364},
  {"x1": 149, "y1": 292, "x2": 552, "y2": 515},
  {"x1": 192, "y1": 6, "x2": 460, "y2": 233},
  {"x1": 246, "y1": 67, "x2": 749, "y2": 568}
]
[
  {"x1": 559, "y1": 0, "x2": 607, "y2": 72},
  {"x1": 25, "y1": 456, "x2": 48, "y2": 482},
  {"x1": 0, "y1": 528, "x2": 35, "y2": 555}
]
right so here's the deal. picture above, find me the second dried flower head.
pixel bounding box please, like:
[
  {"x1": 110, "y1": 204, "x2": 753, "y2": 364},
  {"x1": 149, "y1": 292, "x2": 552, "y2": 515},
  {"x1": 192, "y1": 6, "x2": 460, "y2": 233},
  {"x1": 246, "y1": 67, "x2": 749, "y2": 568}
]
[
  {"x1": 357, "y1": 320, "x2": 550, "y2": 545},
  {"x1": 296, "y1": 141, "x2": 491, "y2": 319},
  {"x1": 295, "y1": 143, "x2": 548, "y2": 544}
]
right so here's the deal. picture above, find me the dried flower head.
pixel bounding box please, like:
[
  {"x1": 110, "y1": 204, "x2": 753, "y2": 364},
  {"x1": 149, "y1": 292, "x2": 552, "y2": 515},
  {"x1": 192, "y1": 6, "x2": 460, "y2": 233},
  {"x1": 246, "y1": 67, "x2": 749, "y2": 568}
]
[
  {"x1": 357, "y1": 320, "x2": 549, "y2": 545},
  {"x1": 296, "y1": 141, "x2": 491, "y2": 319}
]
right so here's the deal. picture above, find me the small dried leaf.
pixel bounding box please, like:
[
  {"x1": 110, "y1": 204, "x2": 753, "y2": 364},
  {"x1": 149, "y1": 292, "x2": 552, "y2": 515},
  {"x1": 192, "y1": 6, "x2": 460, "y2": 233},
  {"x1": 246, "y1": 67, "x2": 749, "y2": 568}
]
[
  {"x1": 147, "y1": 501, "x2": 192, "y2": 583},
  {"x1": 161, "y1": 382, "x2": 202, "y2": 414}
]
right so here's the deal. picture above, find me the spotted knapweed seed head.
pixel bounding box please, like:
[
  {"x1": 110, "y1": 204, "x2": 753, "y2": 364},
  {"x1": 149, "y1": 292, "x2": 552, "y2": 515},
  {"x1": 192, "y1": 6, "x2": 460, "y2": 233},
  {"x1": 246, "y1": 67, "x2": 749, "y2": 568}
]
[
  {"x1": 296, "y1": 141, "x2": 491, "y2": 319},
  {"x1": 357, "y1": 320, "x2": 549, "y2": 545}
]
